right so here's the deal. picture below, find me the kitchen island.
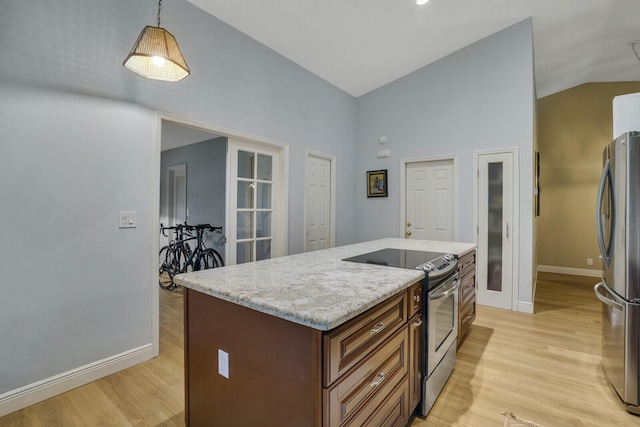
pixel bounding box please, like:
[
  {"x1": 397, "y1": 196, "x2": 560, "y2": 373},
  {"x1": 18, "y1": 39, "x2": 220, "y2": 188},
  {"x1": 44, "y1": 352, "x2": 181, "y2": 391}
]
[{"x1": 175, "y1": 238, "x2": 476, "y2": 427}]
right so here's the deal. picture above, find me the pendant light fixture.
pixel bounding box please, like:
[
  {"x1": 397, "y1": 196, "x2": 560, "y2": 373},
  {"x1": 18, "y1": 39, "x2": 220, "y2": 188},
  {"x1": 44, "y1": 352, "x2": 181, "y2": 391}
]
[{"x1": 123, "y1": 0, "x2": 190, "y2": 82}]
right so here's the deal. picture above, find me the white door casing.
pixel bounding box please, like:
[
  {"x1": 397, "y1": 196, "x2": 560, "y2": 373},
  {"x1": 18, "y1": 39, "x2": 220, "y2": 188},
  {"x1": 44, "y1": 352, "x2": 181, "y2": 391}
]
[
  {"x1": 304, "y1": 150, "x2": 335, "y2": 251},
  {"x1": 474, "y1": 149, "x2": 517, "y2": 311},
  {"x1": 401, "y1": 157, "x2": 458, "y2": 241}
]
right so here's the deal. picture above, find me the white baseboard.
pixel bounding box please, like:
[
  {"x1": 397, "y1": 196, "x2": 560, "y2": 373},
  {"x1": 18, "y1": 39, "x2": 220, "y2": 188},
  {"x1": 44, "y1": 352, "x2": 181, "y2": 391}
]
[
  {"x1": 537, "y1": 264, "x2": 601, "y2": 278},
  {"x1": 0, "y1": 344, "x2": 154, "y2": 417},
  {"x1": 517, "y1": 301, "x2": 534, "y2": 314}
]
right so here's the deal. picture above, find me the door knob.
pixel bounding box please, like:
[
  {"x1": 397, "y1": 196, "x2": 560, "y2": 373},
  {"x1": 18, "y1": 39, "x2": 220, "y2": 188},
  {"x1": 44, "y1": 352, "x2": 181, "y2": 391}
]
[{"x1": 406, "y1": 231, "x2": 412, "y2": 237}]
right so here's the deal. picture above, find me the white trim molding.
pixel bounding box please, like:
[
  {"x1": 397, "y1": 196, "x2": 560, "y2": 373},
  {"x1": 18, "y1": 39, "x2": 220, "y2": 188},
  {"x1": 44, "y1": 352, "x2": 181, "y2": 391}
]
[
  {"x1": 517, "y1": 301, "x2": 534, "y2": 314},
  {"x1": 0, "y1": 344, "x2": 153, "y2": 417}
]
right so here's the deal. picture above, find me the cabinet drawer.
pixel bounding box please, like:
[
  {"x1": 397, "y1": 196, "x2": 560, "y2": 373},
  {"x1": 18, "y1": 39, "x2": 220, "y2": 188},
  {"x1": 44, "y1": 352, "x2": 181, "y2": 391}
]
[
  {"x1": 458, "y1": 250, "x2": 476, "y2": 278},
  {"x1": 407, "y1": 281, "x2": 423, "y2": 319},
  {"x1": 325, "y1": 326, "x2": 409, "y2": 427},
  {"x1": 324, "y1": 293, "x2": 407, "y2": 386},
  {"x1": 459, "y1": 270, "x2": 476, "y2": 303},
  {"x1": 459, "y1": 296, "x2": 476, "y2": 337},
  {"x1": 341, "y1": 377, "x2": 409, "y2": 427}
]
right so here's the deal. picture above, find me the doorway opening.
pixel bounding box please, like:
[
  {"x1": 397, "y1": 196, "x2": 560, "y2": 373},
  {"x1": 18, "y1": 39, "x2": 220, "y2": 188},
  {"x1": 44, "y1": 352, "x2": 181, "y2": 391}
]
[
  {"x1": 159, "y1": 121, "x2": 227, "y2": 259},
  {"x1": 154, "y1": 116, "x2": 290, "y2": 355}
]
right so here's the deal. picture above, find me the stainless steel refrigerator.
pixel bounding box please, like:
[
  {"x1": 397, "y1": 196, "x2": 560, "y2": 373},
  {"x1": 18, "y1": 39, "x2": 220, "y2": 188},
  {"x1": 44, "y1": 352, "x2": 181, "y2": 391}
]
[{"x1": 595, "y1": 131, "x2": 640, "y2": 414}]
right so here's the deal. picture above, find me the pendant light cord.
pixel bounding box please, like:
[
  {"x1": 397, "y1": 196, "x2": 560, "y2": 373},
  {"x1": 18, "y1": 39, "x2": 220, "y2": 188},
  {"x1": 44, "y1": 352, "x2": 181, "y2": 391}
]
[{"x1": 157, "y1": 0, "x2": 162, "y2": 27}]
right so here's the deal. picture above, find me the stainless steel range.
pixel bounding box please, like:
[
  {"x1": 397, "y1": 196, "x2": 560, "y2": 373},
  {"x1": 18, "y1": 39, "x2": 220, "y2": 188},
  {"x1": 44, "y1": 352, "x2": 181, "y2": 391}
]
[{"x1": 343, "y1": 248, "x2": 459, "y2": 416}]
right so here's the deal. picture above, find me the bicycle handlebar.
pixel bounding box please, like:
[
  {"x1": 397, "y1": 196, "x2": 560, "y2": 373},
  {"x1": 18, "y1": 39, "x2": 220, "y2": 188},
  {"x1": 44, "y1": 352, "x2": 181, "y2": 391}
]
[{"x1": 161, "y1": 222, "x2": 223, "y2": 235}]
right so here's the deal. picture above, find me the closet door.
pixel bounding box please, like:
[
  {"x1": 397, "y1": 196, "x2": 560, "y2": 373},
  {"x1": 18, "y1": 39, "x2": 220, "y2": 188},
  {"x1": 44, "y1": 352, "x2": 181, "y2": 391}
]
[{"x1": 476, "y1": 151, "x2": 515, "y2": 310}]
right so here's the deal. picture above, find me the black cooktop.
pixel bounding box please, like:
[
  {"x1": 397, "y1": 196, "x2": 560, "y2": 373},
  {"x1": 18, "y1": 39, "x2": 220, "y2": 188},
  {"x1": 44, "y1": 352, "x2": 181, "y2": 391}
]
[
  {"x1": 343, "y1": 248, "x2": 445, "y2": 269},
  {"x1": 343, "y1": 248, "x2": 458, "y2": 284}
]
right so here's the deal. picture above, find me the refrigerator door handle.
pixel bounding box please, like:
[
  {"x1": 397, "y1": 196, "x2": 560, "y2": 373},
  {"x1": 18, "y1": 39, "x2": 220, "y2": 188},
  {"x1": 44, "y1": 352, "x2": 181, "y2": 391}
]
[
  {"x1": 596, "y1": 158, "x2": 615, "y2": 268},
  {"x1": 594, "y1": 282, "x2": 624, "y2": 311}
]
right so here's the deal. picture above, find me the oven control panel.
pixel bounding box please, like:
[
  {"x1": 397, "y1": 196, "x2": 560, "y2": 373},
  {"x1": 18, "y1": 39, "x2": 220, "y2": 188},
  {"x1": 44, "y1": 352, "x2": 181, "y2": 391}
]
[{"x1": 415, "y1": 254, "x2": 457, "y2": 279}]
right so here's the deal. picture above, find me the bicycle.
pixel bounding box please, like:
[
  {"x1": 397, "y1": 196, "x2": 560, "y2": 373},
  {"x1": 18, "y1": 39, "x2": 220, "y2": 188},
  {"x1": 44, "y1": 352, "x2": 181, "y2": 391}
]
[
  {"x1": 159, "y1": 223, "x2": 193, "y2": 290},
  {"x1": 159, "y1": 223, "x2": 225, "y2": 290}
]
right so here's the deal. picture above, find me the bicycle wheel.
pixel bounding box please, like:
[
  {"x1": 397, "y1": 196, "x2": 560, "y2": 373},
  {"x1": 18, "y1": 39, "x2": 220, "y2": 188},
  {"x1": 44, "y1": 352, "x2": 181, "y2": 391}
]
[
  {"x1": 159, "y1": 246, "x2": 178, "y2": 290},
  {"x1": 159, "y1": 263, "x2": 177, "y2": 290},
  {"x1": 196, "y1": 249, "x2": 224, "y2": 270},
  {"x1": 210, "y1": 249, "x2": 224, "y2": 267},
  {"x1": 159, "y1": 245, "x2": 172, "y2": 265}
]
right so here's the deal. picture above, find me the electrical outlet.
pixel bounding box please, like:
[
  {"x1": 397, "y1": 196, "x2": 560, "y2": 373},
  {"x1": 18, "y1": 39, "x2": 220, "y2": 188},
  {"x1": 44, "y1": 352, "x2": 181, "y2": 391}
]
[
  {"x1": 587, "y1": 258, "x2": 594, "y2": 266},
  {"x1": 218, "y1": 349, "x2": 229, "y2": 378}
]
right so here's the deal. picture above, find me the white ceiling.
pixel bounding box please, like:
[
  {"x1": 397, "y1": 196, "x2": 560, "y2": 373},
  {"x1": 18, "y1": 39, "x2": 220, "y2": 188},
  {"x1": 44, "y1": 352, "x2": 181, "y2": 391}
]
[{"x1": 186, "y1": 0, "x2": 640, "y2": 98}]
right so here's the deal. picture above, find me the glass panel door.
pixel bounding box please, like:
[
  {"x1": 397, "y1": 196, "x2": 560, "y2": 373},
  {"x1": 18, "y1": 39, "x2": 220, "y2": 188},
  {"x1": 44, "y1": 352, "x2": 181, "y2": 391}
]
[
  {"x1": 487, "y1": 162, "x2": 503, "y2": 292},
  {"x1": 235, "y1": 150, "x2": 273, "y2": 264},
  {"x1": 476, "y1": 151, "x2": 514, "y2": 310}
]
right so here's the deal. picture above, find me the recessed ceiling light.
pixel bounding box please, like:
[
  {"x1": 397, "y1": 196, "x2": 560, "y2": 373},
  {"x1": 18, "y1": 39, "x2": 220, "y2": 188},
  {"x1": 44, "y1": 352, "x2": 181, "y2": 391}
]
[{"x1": 416, "y1": 0, "x2": 429, "y2": 5}]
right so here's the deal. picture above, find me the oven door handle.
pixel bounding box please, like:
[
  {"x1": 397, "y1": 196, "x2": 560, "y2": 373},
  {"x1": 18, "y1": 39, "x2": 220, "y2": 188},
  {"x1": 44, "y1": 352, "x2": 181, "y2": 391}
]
[{"x1": 430, "y1": 277, "x2": 460, "y2": 301}]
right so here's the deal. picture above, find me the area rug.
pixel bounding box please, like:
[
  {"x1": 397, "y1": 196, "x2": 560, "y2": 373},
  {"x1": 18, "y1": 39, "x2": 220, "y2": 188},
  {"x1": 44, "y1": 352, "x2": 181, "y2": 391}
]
[{"x1": 502, "y1": 411, "x2": 547, "y2": 427}]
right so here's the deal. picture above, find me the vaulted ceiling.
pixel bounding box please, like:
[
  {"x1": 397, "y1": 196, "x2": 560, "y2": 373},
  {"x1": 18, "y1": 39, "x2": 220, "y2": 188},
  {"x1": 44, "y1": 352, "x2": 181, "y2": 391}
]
[{"x1": 186, "y1": 0, "x2": 640, "y2": 98}]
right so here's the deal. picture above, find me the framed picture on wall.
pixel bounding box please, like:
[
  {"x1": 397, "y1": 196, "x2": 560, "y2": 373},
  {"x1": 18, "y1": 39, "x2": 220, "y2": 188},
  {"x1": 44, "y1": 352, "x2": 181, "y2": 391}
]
[{"x1": 367, "y1": 169, "x2": 388, "y2": 197}]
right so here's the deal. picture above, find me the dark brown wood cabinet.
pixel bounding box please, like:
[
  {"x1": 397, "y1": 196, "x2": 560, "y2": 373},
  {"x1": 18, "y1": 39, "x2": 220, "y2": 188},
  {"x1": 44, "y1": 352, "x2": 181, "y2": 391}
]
[
  {"x1": 184, "y1": 290, "x2": 323, "y2": 427},
  {"x1": 457, "y1": 250, "x2": 476, "y2": 348},
  {"x1": 184, "y1": 281, "x2": 422, "y2": 427}
]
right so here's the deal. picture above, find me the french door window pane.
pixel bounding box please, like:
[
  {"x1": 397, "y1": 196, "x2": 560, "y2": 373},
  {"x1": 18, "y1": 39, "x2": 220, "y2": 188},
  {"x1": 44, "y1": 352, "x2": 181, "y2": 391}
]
[
  {"x1": 237, "y1": 181, "x2": 254, "y2": 209},
  {"x1": 256, "y1": 211, "x2": 272, "y2": 238},
  {"x1": 237, "y1": 241, "x2": 253, "y2": 264},
  {"x1": 257, "y1": 154, "x2": 272, "y2": 180},
  {"x1": 487, "y1": 162, "x2": 503, "y2": 292},
  {"x1": 237, "y1": 212, "x2": 254, "y2": 239},
  {"x1": 257, "y1": 182, "x2": 272, "y2": 209},
  {"x1": 238, "y1": 151, "x2": 254, "y2": 179},
  {"x1": 256, "y1": 240, "x2": 271, "y2": 261}
]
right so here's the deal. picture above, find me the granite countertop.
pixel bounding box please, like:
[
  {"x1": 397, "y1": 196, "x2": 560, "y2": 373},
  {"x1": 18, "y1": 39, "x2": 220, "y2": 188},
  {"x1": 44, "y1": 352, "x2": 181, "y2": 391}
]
[{"x1": 174, "y1": 238, "x2": 476, "y2": 331}]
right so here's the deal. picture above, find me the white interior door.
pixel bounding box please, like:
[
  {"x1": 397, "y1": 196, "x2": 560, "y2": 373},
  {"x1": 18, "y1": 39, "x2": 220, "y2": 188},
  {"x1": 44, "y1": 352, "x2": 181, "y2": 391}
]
[
  {"x1": 476, "y1": 151, "x2": 515, "y2": 310},
  {"x1": 404, "y1": 159, "x2": 456, "y2": 241},
  {"x1": 304, "y1": 151, "x2": 335, "y2": 252},
  {"x1": 167, "y1": 163, "x2": 187, "y2": 243}
]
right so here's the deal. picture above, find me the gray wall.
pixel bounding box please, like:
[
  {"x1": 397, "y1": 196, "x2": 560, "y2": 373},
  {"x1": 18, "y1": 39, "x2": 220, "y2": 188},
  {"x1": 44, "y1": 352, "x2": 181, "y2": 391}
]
[
  {"x1": 0, "y1": 85, "x2": 156, "y2": 394},
  {"x1": 354, "y1": 20, "x2": 535, "y2": 304},
  {"x1": 0, "y1": 0, "x2": 537, "y2": 409},
  {"x1": 160, "y1": 138, "x2": 227, "y2": 257},
  {"x1": 0, "y1": 0, "x2": 356, "y2": 403},
  {"x1": 0, "y1": 0, "x2": 358, "y2": 254}
]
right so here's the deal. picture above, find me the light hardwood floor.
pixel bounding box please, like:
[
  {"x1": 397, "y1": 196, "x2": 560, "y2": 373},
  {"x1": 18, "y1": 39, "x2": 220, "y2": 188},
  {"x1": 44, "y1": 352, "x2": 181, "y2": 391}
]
[{"x1": 1, "y1": 273, "x2": 640, "y2": 426}]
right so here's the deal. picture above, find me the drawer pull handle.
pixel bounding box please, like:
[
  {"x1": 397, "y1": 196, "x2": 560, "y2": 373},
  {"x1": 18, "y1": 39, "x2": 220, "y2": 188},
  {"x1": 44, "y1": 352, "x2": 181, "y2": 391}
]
[
  {"x1": 412, "y1": 319, "x2": 423, "y2": 328},
  {"x1": 370, "y1": 322, "x2": 385, "y2": 334},
  {"x1": 413, "y1": 295, "x2": 420, "y2": 302},
  {"x1": 370, "y1": 373, "x2": 385, "y2": 387}
]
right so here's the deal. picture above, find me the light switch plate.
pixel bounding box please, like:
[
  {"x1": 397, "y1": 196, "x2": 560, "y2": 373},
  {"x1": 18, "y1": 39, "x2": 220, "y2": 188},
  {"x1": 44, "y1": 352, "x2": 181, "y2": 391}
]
[
  {"x1": 218, "y1": 349, "x2": 229, "y2": 378},
  {"x1": 119, "y1": 211, "x2": 136, "y2": 228}
]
